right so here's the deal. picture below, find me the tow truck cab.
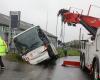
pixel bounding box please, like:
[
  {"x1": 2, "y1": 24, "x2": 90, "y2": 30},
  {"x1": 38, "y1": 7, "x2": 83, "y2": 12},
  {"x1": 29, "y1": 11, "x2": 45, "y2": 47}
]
[{"x1": 80, "y1": 28, "x2": 100, "y2": 79}]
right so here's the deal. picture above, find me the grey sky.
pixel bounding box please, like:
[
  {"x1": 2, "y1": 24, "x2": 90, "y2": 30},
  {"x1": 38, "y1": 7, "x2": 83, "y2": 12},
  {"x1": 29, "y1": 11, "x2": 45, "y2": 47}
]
[{"x1": 0, "y1": 0, "x2": 100, "y2": 42}]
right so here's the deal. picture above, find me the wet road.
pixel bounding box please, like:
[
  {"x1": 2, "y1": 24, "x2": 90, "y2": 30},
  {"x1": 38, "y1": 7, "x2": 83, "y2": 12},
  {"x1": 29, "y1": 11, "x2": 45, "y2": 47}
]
[{"x1": 0, "y1": 56, "x2": 90, "y2": 80}]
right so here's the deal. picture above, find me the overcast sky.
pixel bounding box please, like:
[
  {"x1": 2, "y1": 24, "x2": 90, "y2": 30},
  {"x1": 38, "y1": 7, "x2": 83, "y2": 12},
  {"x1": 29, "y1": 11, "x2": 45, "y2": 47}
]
[{"x1": 0, "y1": 0, "x2": 100, "y2": 42}]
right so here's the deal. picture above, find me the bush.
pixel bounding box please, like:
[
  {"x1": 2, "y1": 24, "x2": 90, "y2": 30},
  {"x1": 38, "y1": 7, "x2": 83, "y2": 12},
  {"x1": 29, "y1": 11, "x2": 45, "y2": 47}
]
[{"x1": 56, "y1": 48, "x2": 65, "y2": 58}]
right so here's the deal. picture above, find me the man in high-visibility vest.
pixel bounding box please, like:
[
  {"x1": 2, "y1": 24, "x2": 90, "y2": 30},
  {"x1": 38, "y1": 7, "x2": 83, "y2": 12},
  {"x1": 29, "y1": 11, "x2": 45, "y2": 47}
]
[{"x1": 0, "y1": 36, "x2": 8, "y2": 70}]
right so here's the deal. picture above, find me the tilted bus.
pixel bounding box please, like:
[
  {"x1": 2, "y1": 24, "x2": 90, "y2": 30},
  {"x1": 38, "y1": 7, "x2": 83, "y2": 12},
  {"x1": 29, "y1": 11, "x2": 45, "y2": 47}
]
[{"x1": 13, "y1": 26, "x2": 58, "y2": 64}]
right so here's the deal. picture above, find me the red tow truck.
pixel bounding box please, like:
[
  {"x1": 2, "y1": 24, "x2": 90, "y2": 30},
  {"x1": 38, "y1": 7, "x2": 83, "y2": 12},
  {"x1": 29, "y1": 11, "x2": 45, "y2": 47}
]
[{"x1": 58, "y1": 5, "x2": 100, "y2": 80}]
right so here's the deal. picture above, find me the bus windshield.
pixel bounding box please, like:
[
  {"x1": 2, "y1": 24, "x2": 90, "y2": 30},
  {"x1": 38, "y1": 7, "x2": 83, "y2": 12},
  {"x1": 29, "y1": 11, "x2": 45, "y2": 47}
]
[{"x1": 14, "y1": 26, "x2": 43, "y2": 55}]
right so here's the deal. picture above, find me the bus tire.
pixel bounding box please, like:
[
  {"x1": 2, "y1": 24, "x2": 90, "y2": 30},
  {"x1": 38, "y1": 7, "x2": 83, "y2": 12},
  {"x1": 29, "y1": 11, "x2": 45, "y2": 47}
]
[{"x1": 91, "y1": 60, "x2": 99, "y2": 80}]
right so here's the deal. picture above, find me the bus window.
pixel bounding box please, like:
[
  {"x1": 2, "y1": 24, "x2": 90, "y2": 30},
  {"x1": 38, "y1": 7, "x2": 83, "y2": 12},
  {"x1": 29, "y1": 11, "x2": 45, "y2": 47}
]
[{"x1": 14, "y1": 26, "x2": 43, "y2": 55}]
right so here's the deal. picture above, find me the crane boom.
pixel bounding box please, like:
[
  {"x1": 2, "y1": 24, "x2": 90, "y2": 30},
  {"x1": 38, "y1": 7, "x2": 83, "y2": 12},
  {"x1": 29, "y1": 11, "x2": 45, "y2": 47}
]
[{"x1": 58, "y1": 9, "x2": 100, "y2": 36}]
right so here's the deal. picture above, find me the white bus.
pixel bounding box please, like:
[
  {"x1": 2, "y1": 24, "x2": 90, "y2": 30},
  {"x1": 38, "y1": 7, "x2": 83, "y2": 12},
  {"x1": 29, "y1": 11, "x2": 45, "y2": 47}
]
[{"x1": 13, "y1": 26, "x2": 58, "y2": 64}]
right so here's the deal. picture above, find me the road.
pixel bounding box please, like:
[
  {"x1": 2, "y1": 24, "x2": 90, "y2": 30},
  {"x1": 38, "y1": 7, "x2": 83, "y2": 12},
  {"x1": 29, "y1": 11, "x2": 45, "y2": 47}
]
[{"x1": 0, "y1": 56, "x2": 90, "y2": 80}]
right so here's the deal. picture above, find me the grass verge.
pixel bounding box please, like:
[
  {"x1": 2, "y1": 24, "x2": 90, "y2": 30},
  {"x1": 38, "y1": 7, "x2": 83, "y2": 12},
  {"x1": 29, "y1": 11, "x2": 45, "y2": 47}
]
[
  {"x1": 5, "y1": 53, "x2": 26, "y2": 63},
  {"x1": 5, "y1": 48, "x2": 80, "y2": 62},
  {"x1": 57, "y1": 48, "x2": 80, "y2": 58}
]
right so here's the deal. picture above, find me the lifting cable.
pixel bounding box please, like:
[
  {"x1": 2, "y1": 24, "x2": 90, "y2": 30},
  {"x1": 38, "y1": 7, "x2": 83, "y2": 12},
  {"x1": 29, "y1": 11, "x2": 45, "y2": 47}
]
[
  {"x1": 56, "y1": 14, "x2": 65, "y2": 44},
  {"x1": 56, "y1": 15, "x2": 64, "y2": 45},
  {"x1": 63, "y1": 24, "x2": 65, "y2": 43},
  {"x1": 60, "y1": 22, "x2": 65, "y2": 43},
  {"x1": 60, "y1": 22, "x2": 64, "y2": 43},
  {"x1": 56, "y1": 16, "x2": 58, "y2": 37}
]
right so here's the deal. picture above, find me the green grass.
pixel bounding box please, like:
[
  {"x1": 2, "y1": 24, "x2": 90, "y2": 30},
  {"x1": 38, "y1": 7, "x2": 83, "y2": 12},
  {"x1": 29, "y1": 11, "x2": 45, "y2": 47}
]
[
  {"x1": 67, "y1": 49, "x2": 80, "y2": 56},
  {"x1": 5, "y1": 53, "x2": 27, "y2": 63},
  {"x1": 57, "y1": 48, "x2": 80, "y2": 58}
]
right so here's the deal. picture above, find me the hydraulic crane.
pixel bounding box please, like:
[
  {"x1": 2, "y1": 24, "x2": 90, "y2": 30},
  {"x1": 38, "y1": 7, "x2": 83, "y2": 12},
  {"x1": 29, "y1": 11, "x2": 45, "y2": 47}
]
[{"x1": 57, "y1": 7, "x2": 100, "y2": 37}]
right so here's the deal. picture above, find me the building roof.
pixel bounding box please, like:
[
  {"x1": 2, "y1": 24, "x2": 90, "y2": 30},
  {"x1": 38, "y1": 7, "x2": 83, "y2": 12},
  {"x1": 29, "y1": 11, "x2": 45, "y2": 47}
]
[
  {"x1": 0, "y1": 13, "x2": 33, "y2": 29},
  {"x1": 0, "y1": 13, "x2": 57, "y2": 38}
]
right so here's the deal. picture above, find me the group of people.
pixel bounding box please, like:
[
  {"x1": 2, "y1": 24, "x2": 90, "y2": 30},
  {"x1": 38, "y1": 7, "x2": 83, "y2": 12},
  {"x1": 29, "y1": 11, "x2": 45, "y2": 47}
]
[{"x1": 0, "y1": 36, "x2": 8, "y2": 70}]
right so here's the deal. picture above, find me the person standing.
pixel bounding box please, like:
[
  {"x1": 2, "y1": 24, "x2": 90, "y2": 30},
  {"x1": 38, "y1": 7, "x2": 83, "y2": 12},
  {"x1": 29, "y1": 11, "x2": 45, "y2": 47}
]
[{"x1": 0, "y1": 36, "x2": 8, "y2": 70}]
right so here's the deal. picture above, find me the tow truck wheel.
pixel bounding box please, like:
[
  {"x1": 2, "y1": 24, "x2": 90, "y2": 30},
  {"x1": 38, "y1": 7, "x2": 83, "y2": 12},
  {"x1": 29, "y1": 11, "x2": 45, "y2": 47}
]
[
  {"x1": 81, "y1": 54, "x2": 86, "y2": 71},
  {"x1": 92, "y1": 61, "x2": 99, "y2": 80},
  {"x1": 80, "y1": 53, "x2": 83, "y2": 69}
]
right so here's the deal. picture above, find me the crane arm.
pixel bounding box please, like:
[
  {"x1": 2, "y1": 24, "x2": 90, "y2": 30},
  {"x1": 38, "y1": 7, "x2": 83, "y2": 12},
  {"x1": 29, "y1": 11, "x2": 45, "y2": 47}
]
[{"x1": 58, "y1": 9, "x2": 100, "y2": 36}]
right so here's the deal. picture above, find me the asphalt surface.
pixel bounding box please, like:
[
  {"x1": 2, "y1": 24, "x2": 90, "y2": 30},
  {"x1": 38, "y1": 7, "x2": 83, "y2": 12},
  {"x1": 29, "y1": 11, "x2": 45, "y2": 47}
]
[{"x1": 0, "y1": 56, "x2": 91, "y2": 80}]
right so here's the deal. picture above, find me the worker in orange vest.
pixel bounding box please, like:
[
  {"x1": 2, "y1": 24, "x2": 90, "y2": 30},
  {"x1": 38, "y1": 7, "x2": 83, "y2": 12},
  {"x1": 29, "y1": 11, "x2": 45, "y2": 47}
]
[{"x1": 0, "y1": 36, "x2": 8, "y2": 70}]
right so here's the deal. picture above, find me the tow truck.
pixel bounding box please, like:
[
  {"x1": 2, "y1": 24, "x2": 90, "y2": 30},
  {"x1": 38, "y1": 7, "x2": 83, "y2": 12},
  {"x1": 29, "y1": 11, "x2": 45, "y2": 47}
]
[{"x1": 58, "y1": 5, "x2": 100, "y2": 80}]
